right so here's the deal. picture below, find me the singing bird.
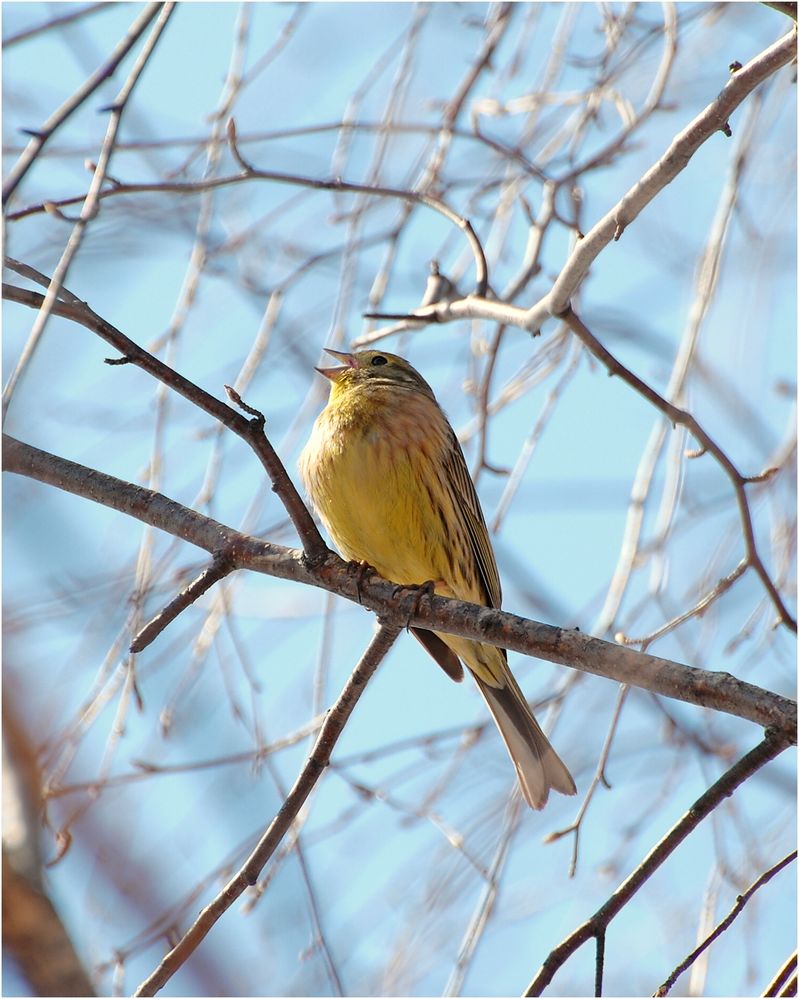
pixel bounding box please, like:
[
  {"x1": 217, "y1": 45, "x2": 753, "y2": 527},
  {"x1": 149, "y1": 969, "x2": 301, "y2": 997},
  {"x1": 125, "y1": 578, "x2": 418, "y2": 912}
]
[{"x1": 299, "y1": 348, "x2": 575, "y2": 808}]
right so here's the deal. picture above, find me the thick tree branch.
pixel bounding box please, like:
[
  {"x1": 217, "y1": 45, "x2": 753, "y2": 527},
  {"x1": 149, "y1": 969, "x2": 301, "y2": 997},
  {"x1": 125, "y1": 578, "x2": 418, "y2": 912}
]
[
  {"x1": 3, "y1": 853, "x2": 96, "y2": 997},
  {"x1": 4, "y1": 434, "x2": 796, "y2": 741}
]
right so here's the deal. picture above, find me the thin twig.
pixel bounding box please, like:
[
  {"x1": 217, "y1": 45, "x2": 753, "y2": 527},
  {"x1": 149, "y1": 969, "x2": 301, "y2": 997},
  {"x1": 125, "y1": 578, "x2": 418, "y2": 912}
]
[
  {"x1": 2, "y1": 2, "x2": 109, "y2": 48},
  {"x1": 363, "y1": 28, "x2": 797, "y2": 338},
  {"x1": 44, "y1": 717, "x2": 325, "y2": 798},
  {"x1": 129, "y1": 553, "x2": 234, "y2": 653},
  {"x1": 596, "y1": 88, "x2": 765, "y2": 637},
  {"x1": 524, "y1": 730, "x2": 794, "y2": 996},
  {"x1": 2, "y1": 118, "x2": 548, "y2": 214},
  {"x1": 544, "y1": 684, "x2": 630, "y2": 878},
  {"x1": 654, "y1": 849, "x2": 797, "y2": 996},
  {"x1": 762, "y1": 951, "x2": 798, "y2": 996},
  {"x1": 444, "y1": 793, "x2": 524, "y2": 996},
  {"x1": 2, "y1": 3, "x2": 176, "y2": 419},
  {"x1": 225, "y1": 117, "x2": 489, "y2": 297},
  {"x1": 615, "y1": 560, "x2": 748, "y2": 648},
  {"x1": 2, "y1": 273, "x2": 326, "y2": 559},
  {"x1": 530, "y1": 28, "x2": 797, "y2": 329},
  {"x1": 561, "y1": 306, "x2": 796, "y2": 633},
  {"x1": 2, "y1": 2, "x2": 163, "y2": 203},
  {"x1": 133, "y1": 622, "x2": 401, "y2": 997}
]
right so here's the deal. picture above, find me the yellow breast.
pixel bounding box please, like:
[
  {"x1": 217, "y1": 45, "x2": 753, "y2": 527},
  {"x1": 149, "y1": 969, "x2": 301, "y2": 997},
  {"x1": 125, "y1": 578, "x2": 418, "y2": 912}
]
[{"x1": 299, "y1": 385, "x2": 456, "y2": 589}]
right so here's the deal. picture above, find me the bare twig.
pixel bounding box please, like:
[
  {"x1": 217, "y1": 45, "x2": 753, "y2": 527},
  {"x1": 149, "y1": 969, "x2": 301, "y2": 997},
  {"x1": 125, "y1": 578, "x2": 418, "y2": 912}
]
[
  {"x1": 762, "y1": 951, "x2": 798, "y2": 996},
  {"x1": 530, "y1": 28, "x2": 797, "y2": 328},
  {"x1": 655, "y1": 849, "x2": 797, "y2": 996},
  {"x1": 225, "y1": 117, "x2": 489, "y2": 297},
  {"x1": 2, "y1": 2, "x2": 109, "y2": 48},
  {"x1": 2, "y1": 2, "x2": 163, "y2": 203},
  {"x1": 444, "y1": 793, "x2": 524, "y2": 997},
  {"x1": 45, "y1": 717, "x2": 325, "y2": 799},
  {"x1": 594, "y1": 89, "x2": 763, "y2": 635},
  {"x1": 129, "y1": 554, "x2": 234, "y2": 653},
  {"x1": 524, "y1": 730, "x2": 794, "y2": 996},
  {"x1": 2, "y1": 118, "x2": 548, "y2": 213},
  {"x1": 544, "y1": 685, "x2": 629, "y2": 877},
  {"x1": 560, "y1": 306, "x2": 796, "y2": 633},
  {"x1": 2, "y1": 3, "x2": 176, "y2": 418},
  {"x1": 615, "y1": 561, "x2": 749, "y2": 648},
  {"x1": 363, "y1": 28, "x2": 797, "y2": 338},
  {"x1": 2, "y1": 273, "x2": 325, "y2": 559},
  {"x1": 133, "y1": 622, "x2": 401, "y2": 996}
]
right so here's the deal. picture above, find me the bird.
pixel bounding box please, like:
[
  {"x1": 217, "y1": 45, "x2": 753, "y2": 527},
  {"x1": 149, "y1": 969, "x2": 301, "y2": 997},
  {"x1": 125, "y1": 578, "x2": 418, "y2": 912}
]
[{"x1": 298, "y1": 348, "x2": 576, "y2": 809}]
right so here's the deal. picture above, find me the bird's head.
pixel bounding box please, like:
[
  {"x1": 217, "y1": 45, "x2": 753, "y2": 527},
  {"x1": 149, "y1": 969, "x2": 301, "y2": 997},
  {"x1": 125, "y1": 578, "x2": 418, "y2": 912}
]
[{"x1": 316, "y1": 349, "x2": 435, "y2": 401}]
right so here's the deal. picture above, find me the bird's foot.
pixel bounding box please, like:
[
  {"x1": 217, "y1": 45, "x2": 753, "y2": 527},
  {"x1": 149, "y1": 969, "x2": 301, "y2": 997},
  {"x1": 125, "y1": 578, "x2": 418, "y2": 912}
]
[
  {"x1": 349, "y1": 559, "x2": 377, "y2": 605},
  {"x1": 390, "y1": 579, "x2": 437, "y2": 629}
]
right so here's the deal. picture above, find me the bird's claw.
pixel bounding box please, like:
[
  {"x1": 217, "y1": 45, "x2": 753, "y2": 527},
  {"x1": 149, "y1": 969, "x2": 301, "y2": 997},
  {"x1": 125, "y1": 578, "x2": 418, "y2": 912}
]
[
  {"x1": 349, "y1": 559, "x2": 376, "y2": 604},
  {"x1": 391, "y1": 579, "x2": 436, "y2": 629}
]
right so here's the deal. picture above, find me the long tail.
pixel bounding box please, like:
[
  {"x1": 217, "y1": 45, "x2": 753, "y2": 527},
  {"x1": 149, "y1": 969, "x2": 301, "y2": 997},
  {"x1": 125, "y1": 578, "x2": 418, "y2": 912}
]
[{"x1": 473, "y1": 672, "x2": 576, "y2": 809}]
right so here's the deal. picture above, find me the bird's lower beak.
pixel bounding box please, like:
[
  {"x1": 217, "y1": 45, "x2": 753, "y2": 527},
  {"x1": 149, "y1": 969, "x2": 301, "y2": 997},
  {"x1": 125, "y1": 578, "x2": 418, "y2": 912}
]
[{"x1": 315, "y1": 348, "x2": 357, "y2": 381}]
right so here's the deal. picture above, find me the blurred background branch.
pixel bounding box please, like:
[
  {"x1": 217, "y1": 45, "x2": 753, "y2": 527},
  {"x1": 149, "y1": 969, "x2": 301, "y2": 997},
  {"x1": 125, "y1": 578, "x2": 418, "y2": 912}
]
[{"x1": 3, "y1": 3, "x2": 795, "y2": 996}]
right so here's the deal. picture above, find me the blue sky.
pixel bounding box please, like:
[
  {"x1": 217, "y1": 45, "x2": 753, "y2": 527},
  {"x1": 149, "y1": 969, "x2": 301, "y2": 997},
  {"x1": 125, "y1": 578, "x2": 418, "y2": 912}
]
[{"x1": 3, "y1": 4, "x2": 796, "y2": 996}]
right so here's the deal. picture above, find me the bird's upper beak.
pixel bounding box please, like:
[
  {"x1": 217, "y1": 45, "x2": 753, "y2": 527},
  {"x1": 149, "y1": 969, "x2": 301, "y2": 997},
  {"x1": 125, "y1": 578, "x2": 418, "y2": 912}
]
[{"x1": 315, "y1": 348, "x2": 357, "y2": 381}]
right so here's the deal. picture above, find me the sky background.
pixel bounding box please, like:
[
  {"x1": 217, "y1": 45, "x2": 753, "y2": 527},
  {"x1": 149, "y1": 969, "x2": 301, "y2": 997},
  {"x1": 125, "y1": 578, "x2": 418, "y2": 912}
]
[{"x1": 2, "y1": 3, "x2": 796, "y2": 997}]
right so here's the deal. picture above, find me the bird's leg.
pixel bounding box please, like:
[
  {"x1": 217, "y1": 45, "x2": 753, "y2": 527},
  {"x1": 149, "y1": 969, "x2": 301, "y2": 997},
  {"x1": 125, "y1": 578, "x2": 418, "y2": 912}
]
[{"x1": 390, "y1": 579, "x2": 437, "y2": 630}]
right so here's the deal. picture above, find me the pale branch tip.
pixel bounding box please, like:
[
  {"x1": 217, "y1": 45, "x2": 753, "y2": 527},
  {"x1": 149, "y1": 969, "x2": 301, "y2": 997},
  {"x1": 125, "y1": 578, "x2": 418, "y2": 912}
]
[{"x1": 224, "y1": 384, "x2": 264, "y2": 422}]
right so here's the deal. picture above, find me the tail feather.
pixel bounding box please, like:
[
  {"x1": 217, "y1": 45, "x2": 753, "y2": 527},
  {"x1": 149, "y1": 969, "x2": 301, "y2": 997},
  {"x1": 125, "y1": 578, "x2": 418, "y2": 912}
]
[{"x1": 473, "y1": 673, "x2": 576, "y2": 809}]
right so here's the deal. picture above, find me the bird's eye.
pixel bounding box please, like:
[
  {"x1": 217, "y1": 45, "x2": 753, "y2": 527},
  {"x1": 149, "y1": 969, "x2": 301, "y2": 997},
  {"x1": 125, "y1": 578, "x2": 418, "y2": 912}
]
[{"x1": 371, "y1": 355, "x2": 388, "y2": 366}]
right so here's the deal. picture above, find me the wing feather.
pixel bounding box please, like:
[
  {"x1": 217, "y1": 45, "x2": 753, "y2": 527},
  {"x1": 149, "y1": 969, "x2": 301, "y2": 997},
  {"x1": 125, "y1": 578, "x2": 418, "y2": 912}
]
[{"x1": 442, "y1": 429, "x2": 502, "y2": 609}]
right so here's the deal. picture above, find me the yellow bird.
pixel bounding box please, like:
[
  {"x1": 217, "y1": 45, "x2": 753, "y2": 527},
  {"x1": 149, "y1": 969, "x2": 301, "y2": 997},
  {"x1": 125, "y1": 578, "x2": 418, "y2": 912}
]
[{"x1": 299, "y1": 348, "x2": 576, "y2": 809}]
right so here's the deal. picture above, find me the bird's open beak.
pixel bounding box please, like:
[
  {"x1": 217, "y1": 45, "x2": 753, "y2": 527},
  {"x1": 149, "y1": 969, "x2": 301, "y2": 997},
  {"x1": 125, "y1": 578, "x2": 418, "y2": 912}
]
[{"x1": 315, "y1": 348, "x2": 357, "y2": 381}]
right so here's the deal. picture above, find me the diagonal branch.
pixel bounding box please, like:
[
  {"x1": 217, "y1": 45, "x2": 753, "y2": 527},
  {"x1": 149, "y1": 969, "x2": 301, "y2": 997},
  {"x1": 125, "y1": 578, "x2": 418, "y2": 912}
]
[
  {"x1": 2, "y1": 3, "x2": 176, "y2": 420},
  {"x1": 132, "y1": 622, "x2": 401, "y2": 997},
  {"x1": 2, "y1": 270, "x2": 325, "y2": 559},
  {"x1": 655, "y1": 848, "x2": 798, "y2": 996},
  {"x1": 762, "y1": 950, "x2": 798, "y2": 996},
  {"x1": 559, "y1": 306, "x2": 796, "y2": 633},
  {"x1": 2, "y1": 3, "x2": 164, "y2": 204},
  {"x1": 523, "y1": 729, "x2": 794, "y2": 997},
  {"x1": 532, "y1": 26, "x2": 798, "y2": 327}
]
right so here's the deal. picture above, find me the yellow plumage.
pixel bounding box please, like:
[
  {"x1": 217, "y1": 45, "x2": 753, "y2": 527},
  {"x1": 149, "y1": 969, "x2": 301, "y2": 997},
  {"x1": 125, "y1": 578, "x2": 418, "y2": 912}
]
[{"x1": 299, "y1": 349, "x2": 575, "y2": 809}]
